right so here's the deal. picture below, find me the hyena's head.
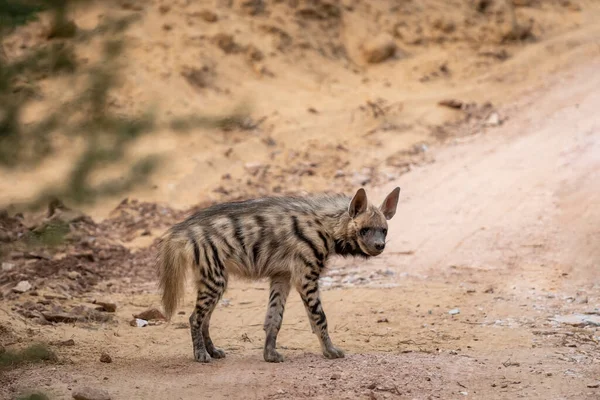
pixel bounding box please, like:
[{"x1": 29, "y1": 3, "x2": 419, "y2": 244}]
[{"x1": 347, "y1": 187, "x2": 401, "y2": 257}]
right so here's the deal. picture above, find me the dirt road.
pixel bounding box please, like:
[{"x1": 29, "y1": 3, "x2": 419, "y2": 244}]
[{"x1": 3, "y1": 61, "x2": 600, "y2": 399}]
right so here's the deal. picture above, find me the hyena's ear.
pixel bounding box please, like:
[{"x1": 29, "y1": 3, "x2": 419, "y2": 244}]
[
  {"x1": 380, "y1": 187, "x2": 401, "y2": 220},
  {"x1": 348, "y1": 188, "x2": 368, "y2": 218}
]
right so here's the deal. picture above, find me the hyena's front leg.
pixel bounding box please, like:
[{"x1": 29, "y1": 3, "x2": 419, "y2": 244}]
[
  {"x1": 263, "y1": 274, "x2": 291, "y2": 363},
  {"x1": 297, "y1": 274, "x2": 345, "y2": 360}
]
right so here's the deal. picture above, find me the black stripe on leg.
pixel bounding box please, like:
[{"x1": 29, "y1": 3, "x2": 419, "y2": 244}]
[
  {"x1": 201, "y1": 279, "x2": 221, "y2": 297},
  {"x1": 305, "y1": 286, "x2": 318, "y2": 297},
  {"x1": 298, "y1": 254, "x2": 319, "y2": 272},
  {"x1": 269, "y1": 290, "x2": 280, "y2": 302},
  {"x1": 310, "y1": 302, "x2": 326, "y2": 326},
  {"x1": 198, "y1": 294, "x2": 215, "y2": 303}
]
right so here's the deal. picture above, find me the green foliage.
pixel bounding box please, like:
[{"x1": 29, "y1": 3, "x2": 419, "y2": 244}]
[
  {"x1": 0, "y1": 2, "x2": 159, "y2": 211},
  {"x1": 0, "y1": 343, "x2": 57, "y2": 368},
  {"x1": 0, "y1": 1, "x2": 248, "y2": 212},
  {"x1": 0, "y1": 1, "x2": 46, "y2": 30},
  {"x1": 27, "y1": 220, "x2": 70, "y2": 246},
  {"x1": 16, "y1": 391, "x2": 51, "y2": 400}
]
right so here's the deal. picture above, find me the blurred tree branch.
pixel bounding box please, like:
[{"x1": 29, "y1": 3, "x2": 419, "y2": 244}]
[{"x1": 0, "y1": 1, "x2": 249, "y2": 212}]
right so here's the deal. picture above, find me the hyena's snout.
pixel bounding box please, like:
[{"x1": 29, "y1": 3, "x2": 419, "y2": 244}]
[{"x1": 364, "y1": 230, "x2": 387, "y2": 255}]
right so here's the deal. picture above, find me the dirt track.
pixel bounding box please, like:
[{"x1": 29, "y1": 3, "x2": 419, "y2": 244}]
[{"x1": 2, "y1": 58, "x2": 599, "y2": 399}]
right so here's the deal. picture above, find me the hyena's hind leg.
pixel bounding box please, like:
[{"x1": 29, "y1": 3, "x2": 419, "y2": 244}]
[
  {"x1": 297, "y1": 271, "x2": 344, "y2": 360},
  {"x1": 189, "y1": 277, "x2": 226, "y2": 362},
  {"x1": 202, "y1": 305, "x2": 226, "y2": 359},
  {"x1": 263, "y1": 273, "x2": 291, "y2": 363}
]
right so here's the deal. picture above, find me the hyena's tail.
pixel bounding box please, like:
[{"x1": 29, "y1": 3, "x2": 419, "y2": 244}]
[{"x1": 156, "y1": 231, "x2": 193, "y2": 321}]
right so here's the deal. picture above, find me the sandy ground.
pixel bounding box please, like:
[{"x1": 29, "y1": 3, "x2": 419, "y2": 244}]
[
  {"x1": 2, "y1": 1, "x2": 600, "y2": 399},
  {"x1": 2, "y1": 0, "x2": 600, "y2": 219},
  {"x1": 2, "y1": 58, "x2": 599, "y2": 400}
]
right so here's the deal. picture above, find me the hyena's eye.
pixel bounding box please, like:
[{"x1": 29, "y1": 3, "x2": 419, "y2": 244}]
[
  {"x1": 360, "y1": 228, "x2": 369, "y2": 236},
  {"x1": 382, "y1": 228, "x2": 387, "y2": 235}
]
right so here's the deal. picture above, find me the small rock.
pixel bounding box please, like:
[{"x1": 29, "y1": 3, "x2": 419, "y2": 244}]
[
  {"x1": 561, "y1": 0, "x2": 581, "y2": 11},
  {"x1": 1, "y1": 262, "x2": 15, "y2": 272},
  {"x1": 130, "y1": 318, "x2": 148, "y2": 327},
  {"x1": 94, "y1": 301, "x2": 117, "y2": 313},
  {"x1": 377, "y1": 317, "x2": 389, "y2": 323},
  {"x1": 438, "y1": 99, "x2": 464, "y2": 109},
  {"x1": 433, "y1": 18, "x2": 456, "y2": 33},
  {"x1": 198, "y1": 9, "x2": 218, "y2": 22},
  {"x1": 448, "y1": 308, "x2": 460, "y2": 315},
  {"x1": 502, "y1": 360, "x2": 520, "y2": 367},
  {"x1": 331, "y1": 373, "x2": 342, "y2": 380},
  {"x1": 42, "y1": 312, "x2": 79, "y2": 323},
  {"x1": 13, "y1": 280, "x2": 32, "y2": 293},
  {"x1": 0, "y1": 230, "x2": 10, "y2": 242},
  {"x1": 213, "y1": 33, "x2": 241, "y2": 54},
  {"x1": 475, "y1": 0, "x2": 492, "y2": 12},
  {"x1": 67, "y1": 271, "x2": 80, "y2": 280},
  {"x1": 100, "y1": 352, "x2": 112, "y2": 363},
  {"x1": 587, "y1": 382, "x2": 600, "y2": 388},
  {"x1": 362, "y1": 33, "x2": 397, "y2": 64},
  {"x1": 133, "y1": 308, "x2": 165, "y2": 321},
  {"x1": 241, "y1": 333, "x2": 252, "y2": 342},
  {"x1": 119, "y1": 0, "x2": 143, "y2": 11},
  {"x1": 51, "y1": 338, "x2": 75, "y2": 346},
  {"x1": 485, "y1": 112, "x2": 501, "y2": 126},
  {"x1": 47, "y1": 20, "x2": 78, "y2": 39},
  {"x1": 551, "y1": 314, "x2": 600, "y2": 327},
  {"x1": 72, "y1": 386, "x2": 111, "y2": 400},
  {"x1": 244, "y1": 162, "x2": 266, "y2": 177}
]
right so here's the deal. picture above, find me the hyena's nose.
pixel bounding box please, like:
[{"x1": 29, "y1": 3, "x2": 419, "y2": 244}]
[{"x1": 375, "y1": 243, "x2": 385, "y2": 251}]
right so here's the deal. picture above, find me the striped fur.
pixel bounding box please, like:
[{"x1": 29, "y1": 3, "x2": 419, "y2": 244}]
[{"x1": 157, "y1": 187, "x2": 401, "y2": 363}]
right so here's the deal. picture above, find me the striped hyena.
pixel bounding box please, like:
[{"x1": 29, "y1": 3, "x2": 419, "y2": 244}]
[{"x1": 157, "y1": 187, "x2": 400, "y2": 363}]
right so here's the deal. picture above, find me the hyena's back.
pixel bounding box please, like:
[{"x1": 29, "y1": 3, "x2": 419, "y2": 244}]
[{"x1": 157, "y1": 194, "x2": 349, "y2": 319}]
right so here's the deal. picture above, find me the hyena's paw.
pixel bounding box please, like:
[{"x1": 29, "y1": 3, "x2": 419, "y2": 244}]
[
  {"x1": 264, "y1": 348, "x2": 285, "y2": 363},
  {"x1": 323, "y1": 345, "x2": 345, "y2": 359},
  {"x1": 207, "y1": 346, "x2": 226, "y2": 359},
  {"x1": 194, "y1": 349, "x2": 212, "y2": 363}
]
